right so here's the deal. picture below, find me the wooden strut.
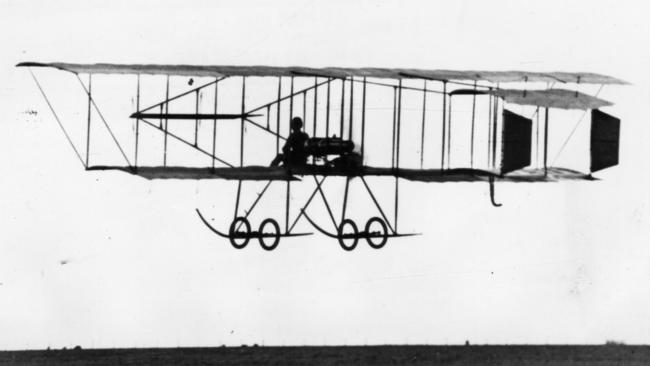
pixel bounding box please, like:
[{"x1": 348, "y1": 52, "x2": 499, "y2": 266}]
[
  {"x1": 135, "y1": 74, "x2": 140, "y2": 170},
  {"x1": 419, "y1": 80, "x2": 427, "y2": 169},
  {"x1": 302, "y1": 91, "x2": 307, "y2": 128},
  {"x1": 441, "y1": 81, "x2": 447, "y2": 170},
  {"x1": 285, "y1": 180, "x2": 291, "y2": 233},
  {"x1": 361, "y1": 77, "x2": 367, "y2": 163},
  {"x1": 211, "y1": 80, "x2": 218, "y2": 170},
  {"x1": 85, "y1": 74, "x2": 92, "y2": 168},
  {"x1": 276, "y1": 77, "x2": 281, "y2": 154},
  {"x1": 348, "y1": 76, "x2": 354, "y2": 140},
  {"x1": 194, "y1": 90, "x2": 199, "y2": 146},
  {"x1": 487, "y1": 92, "x2": 493, "y2": 167},
  {"x1": 447, "y1": 94, "x2": 452, "y2": 169},
  {"x1": 391, "y1": 87, "x2": 397, "y2": 168},
  {"x1": 163, "y1": 76, "x2": 170, "y2": 167},
  {"x1": 395, "y1": 80, "x2": 403, "y2": 233},
  {"x1": 491, "y1": 86, "x2": 499, "y2": 169},
  {"x1": 240, "y1": 77, "x2": 246, "y2": 167},
  {"x1": 535, "y1": 106, "x2": 540, "y2": 168},
  {"x1": 339, "y1": 78, "x2": 345, "y2": 138},
  {"x1": 326, "y1": 78, "x2": 331, "y2": 137},
  {"x1": 341, "y1": 177, "x2": 350, "y2": 222},
  {"x1": 544, "y1": 107, "x2": 549, "y2": 176},
  {"x1": 470, "y1": 81, "x2": 477, "y2": 168},
  {"x1": 289, "y1": 76, "x2": 294, "y2": 125}
]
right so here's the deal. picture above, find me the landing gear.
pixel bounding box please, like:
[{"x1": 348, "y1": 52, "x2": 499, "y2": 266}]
[
  {"x1": 229, "y1": 217, "x2": 251, "y2": 249},
  {"x1": 337, "y1": 219, "x2": 359, "y2": 251},
  {"x1": 196, "y1": 210, "x2": 311, "y2": 251},
  {"x1": 258, "y1": 218, "x2": 280, "y2": 251},
  {"x1": 365, "y1": 217, "x2": 388, "y2": 249}
]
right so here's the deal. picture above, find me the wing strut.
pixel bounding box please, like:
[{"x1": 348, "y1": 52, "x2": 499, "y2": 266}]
[{"x1": 28, "y1": 69, "x2": 86, "y2": 168}]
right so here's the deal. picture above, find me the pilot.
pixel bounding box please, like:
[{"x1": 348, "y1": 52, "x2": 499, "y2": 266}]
[{"x1": 270, "y1": 117, "x2": 310, "y2": 167}]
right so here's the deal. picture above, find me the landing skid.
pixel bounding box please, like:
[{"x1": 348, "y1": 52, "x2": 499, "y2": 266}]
[
  {"x1": 301, "y1": 209, "x2": 419, "y2": 251},
  {"x1": 196, "y1": 209, "x2": 311, "y2": 250}
]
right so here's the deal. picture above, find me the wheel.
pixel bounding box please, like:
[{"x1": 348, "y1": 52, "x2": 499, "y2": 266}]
[
  {"x1": 337, "y1": 219, "x2": 359, "y2": 251},
  {"x1": 228, "y1": 217, "x2": 250, "y2": 249},
  {"x1": 365, "y1": 217, "x2": 388, "y2": 249},
  {"x1": 258, "y1": 218, "x2": 280, "y2": 251}
]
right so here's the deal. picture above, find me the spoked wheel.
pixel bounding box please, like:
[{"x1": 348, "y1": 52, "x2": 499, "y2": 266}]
[
  {"x1": 337, "y1": 219, "x2": 359, "y2": 251},
  {"x1": 258, "y1": 218, "x2": 281, "y2": 251},
  {"x1": 365, "y1": 217, "x2": 388, "y2": 249},
  {"x1": 229, "y1": 217, "x2": 251, "y2": 249}
]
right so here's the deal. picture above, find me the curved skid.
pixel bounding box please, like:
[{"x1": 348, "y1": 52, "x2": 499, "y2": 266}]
[
  {"x1": 301, "y1": 210, "x2": 419, "y2": 240},
  {"x1": 196, "y1": 209, "x2": 312, "y2": 239},
  {"x1": 196, "y1": 209, "x2": 230, "y2": 238}
]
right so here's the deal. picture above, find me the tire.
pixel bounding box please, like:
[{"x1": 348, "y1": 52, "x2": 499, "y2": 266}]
[
  {"x1": 229, "y1": 217, "x2": 250, "y2": 249},
  {"x1": 365, "y1": 217, "x2": 388, "y2": 249},
  {"x1": 337, "y1": 219, "x2": 359, "y2": 251},
  {"x1": 258, "y1": 218, "x2": 280, "y2": 251}
]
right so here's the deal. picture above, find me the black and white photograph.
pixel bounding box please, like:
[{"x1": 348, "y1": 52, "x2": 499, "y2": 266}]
[{"x1": 1, "y1": 0, "x2": 649, "y2": 364}]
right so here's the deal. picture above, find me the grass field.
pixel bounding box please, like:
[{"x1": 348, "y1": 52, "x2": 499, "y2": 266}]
[{"x1": 1, "y1": 345, "x2": 649, "y2": 365}]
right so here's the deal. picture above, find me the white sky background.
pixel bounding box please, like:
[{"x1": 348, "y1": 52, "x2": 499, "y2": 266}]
[{"x1": 1, "y1": 0, "x2": 650, "y2": 349}]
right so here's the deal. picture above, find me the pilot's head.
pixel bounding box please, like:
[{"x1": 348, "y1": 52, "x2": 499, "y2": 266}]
[{"x1": 291, "y1": 117, "x2": 303, "y2": 132}]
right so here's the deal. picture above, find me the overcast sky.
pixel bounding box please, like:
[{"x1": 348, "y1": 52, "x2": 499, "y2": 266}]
[{"x1": 1, "y1": 0, "x2": 649, "y2": 349}]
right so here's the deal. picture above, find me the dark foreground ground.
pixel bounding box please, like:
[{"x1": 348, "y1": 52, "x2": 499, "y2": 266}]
[{"x1": 1, "y1": 345, "x2": 649, "y2": 366}]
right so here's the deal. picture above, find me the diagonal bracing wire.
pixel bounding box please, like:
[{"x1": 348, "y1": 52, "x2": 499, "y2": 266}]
[
  {"x1": 551, "y1": 84, "x2": 604, "y2": 166},
  {"x1": 75, "y1": 74, "x2": 133, "y2": 168},
  {"x1": 28, "y1": 69, "x2": 86, "y2": 168},
  {"x1": 140, "y1": 118, "x2": 234, "y2": 167}
]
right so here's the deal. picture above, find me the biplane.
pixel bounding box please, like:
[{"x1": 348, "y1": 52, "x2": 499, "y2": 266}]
[{"x1": 16, "y1": 62, "x2": 627, "y2": 251}]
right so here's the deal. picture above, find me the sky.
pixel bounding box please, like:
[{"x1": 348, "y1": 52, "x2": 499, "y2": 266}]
[{"x1": 0, "y1": 0, "x2": 649, "y2": 349}]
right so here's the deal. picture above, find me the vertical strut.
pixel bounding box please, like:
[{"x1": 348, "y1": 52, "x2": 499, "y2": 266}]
[
  {"x1": 396, "y1": 80, "x2": 402, "y2": 170},
  {"x1": 326, "y1": 78, "x2": 331, "y2": 137},
  {"x1": 446, "y1": 95, "x2": 452, "y2": 169},
  {"x1": 285, "y1": 181, "x2": 291, "y2": 233},
  {"x1": 313, "y1": 78, "x2": 318, "y2": 164},
  {"x1": 289, "y1": 76, "x2": 294, "y2": 126},
  {"x1": 163, "y1": 75, "x2": 170, "y2": 166},
  {"x1": 470, "y1": 81, "x2": 477, "y2": 168},
  {"x1": 234, "y1": 180, "x2": 242, "y2": 219},
  {"x1": 339, "y1": 78, "x2": 345, "y2": 138},
  {"x1": 348, "y1": 77, "x2": 354, "y2": 140},
  {"x1": 441, "y1": 81, "x2": 447, "y2": 170},
  {"x1": 419, "y1": 80, "x2": 427, "y2": 169},
  {"x1": 134, "y1": 74, "x2": 141, "y2": 170},
  {"x1": 211, "y1": 80, "x2": 218, "y2": 171},
  {"x1": 487, "y1": 92, "x2": 493, "y2": 166},
  {"x1": 394, "y1": 177, "x2": 399, "y2": 233},
  {"x1": 341, "y1": 177, "x2": 350, "y2": 222},
  {"x1": 361, "y1": 77, "x2": 367, "y2": 163},
  {"x1": 543, "y1": 107, "x2": 549, "y2": 176},
  {"x1": 491, "y1": 91, "x2": 499, "y2": 169},
  {"x1": 302, "y1": 91, "x2": 307, "y2": 127},
  {"x1": 85, "y1": 74, "x2": 92, "y2": 169},
  {"x1": 276, "y1": 77, "x2": 281, "y2": 154},
  {"x1": 313, "y1": 78, "x2": 318, "y2": 135},
  {"x1": 535, "y1": 106, "x2": 540, "y2": 168},
  {"x1": 240, "y1": 77, "x2": 246, "y2": 167},
  {"x1": 391, "y1": 87, "x2": 397, "y2": 168},
  {"x1": 194, "y1": 90, "x2": 199, "y2": 146}
]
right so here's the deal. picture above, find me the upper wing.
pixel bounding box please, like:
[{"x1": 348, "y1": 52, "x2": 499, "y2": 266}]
[{"x1": 16, "y1": 62, "x2": 628, "y2": 85}]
